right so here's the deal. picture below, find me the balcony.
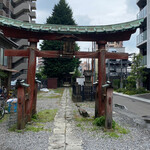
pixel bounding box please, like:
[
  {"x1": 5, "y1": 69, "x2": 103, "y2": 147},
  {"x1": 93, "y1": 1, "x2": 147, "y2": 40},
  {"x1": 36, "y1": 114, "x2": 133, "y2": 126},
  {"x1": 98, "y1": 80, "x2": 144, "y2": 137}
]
[
  {"x1": 13, "y1": 3, "x2": 30, "y2": 15},
  {"x1": 0, "y1": 9, "x2": 7, "y2": 16},
  {"x1": 140, "y1": 55, "x2": 147, "y2": 66},
  {"x1": 137, "y1": 30, "x2": 147, "y2": 46},
  {"x1": 29, "y1": 11, "x2": 36, "y2": 19},
  {"x1": 31, "y1": 2, "x2": 36, "y2": 10},
  {"x1": 0, "y1": 0, "x2": 7, "y2": 7},
  {"x1": 137, "y1": 6, "x2": 147, "y2": 19}
]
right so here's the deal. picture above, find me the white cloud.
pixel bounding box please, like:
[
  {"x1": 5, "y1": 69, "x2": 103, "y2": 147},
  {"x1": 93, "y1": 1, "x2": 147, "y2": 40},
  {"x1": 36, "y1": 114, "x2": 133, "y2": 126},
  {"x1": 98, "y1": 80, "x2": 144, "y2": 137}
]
[{"x1": 36, "y1": 10, "x2": 50, "y2": 24}]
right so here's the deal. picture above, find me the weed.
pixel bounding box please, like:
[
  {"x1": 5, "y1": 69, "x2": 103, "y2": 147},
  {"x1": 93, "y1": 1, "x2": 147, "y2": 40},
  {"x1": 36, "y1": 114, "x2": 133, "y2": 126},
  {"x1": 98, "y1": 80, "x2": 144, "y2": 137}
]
[
  {"x1": 105, "y1": 132, "x2": 119, "y2": 138},
  {"x1": 75, "y1": 117, "x2": 94, "y2": 122},
  {"x1": 93, "y1": 116, "x2": 105, "y2": 127},
  {"x1": 0, "y1": 114, "x2": 9, "y2": 123},
  {"x1": 76, "y1": 123, "x2": 82, "y2": 127},
  {"x1": 89, "y1": 126, "x2": 100, "y2": 132},
  {"x1": 25, "y1": 125, "x2": 45, "y2": 132},
  {"x1": 9, "y1": 124, "x2": 17, "y2": 132},
  {"x1": 36, "y1": 109, "x2": 57, "y2": 123},
  {"x1": 93, "y1": 116, "x2": 116, "y2": 129},
  {"x1": 37, "y1": 88, "x2": 64, "y2": 99},
  {"x1": 9, "y1": 109, "x2": 57, "y2": 133},
  {"x1": 115, "y1": 123, "x2": 130, "y2": 134}
]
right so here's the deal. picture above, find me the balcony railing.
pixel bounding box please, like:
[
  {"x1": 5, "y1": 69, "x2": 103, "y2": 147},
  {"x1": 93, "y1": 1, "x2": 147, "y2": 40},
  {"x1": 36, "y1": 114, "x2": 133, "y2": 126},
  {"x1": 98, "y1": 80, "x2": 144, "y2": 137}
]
[
  {"x1": 137, "y1": 30, "x2": 147, "y2": 45},
  {"x1": 140, "y1": 55, "x2": 147, "y2": 66},
  {"x1": 137, "y1": 6, "x2": 147, "y2": 19}
]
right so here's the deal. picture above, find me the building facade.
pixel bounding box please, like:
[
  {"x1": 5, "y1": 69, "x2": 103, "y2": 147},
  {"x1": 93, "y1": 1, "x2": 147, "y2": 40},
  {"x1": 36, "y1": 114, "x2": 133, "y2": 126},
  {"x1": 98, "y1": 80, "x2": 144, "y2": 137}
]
[
  {"x1": 94, "y1": 41, "x2": 130, "y2": 88},
  {"x1": 106, "y1": 42, "x2": 130, "y2": 88},
  {"x1": 137, "y1": 0, "x2": 150, "y2": 89},
  {"x1": 0, "y1": 0, "x2": 36, "y2": 80},
  {"x1": 0, "y1": 31, "x2": 18, "y2": 92}
]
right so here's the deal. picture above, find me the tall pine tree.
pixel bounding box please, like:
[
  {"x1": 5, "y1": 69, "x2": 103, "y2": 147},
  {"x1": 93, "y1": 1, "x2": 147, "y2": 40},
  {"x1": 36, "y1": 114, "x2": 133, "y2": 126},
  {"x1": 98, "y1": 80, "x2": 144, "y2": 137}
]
[{"x1": 40, "y1": 0, "x2": 80, "y2": 85}]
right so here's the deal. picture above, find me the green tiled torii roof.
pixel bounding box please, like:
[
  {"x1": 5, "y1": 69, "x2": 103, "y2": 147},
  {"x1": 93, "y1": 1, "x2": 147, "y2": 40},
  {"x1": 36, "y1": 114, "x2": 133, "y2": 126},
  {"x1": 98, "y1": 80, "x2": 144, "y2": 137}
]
[{"x1": 0, "y1": 15, "x2": 144, "y2": 34}]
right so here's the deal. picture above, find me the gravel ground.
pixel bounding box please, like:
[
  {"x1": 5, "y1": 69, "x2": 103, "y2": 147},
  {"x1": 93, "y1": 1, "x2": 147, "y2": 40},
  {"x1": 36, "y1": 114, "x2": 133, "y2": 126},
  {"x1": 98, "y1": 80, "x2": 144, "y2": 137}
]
[
  {"x1": 0, "y1": 90, "x2": 61, "y2": 150},
  {"x1": 0, "y1": 89, "x2": 150, "y2": 150},
  {"x1": 73, "y1": 101, "x2": 150, "y2": 150}
]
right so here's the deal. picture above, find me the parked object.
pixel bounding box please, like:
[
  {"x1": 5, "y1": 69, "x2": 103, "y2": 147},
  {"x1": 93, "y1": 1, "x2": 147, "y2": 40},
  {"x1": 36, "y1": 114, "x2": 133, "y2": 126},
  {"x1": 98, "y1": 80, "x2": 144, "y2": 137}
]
[
  {"x1": 40, "y1": 88, "x2": 49, "y2": 92},
  {"x1": 7, "y1": 98, "x2": 17, "y2": 113}
]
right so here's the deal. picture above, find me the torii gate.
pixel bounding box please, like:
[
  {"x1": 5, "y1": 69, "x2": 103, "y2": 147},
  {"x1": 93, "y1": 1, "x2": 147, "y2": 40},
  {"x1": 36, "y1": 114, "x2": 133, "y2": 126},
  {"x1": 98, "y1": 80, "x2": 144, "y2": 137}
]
[{"x1": 0, "y1": 15, "x2": 143, "y2": 123}]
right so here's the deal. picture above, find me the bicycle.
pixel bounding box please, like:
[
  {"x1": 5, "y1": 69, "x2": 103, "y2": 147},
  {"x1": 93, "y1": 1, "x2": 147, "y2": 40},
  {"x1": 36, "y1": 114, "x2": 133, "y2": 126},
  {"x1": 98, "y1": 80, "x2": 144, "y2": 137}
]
[{"x1": 0, "y1": 95, "x2": 5, "y2": 120}]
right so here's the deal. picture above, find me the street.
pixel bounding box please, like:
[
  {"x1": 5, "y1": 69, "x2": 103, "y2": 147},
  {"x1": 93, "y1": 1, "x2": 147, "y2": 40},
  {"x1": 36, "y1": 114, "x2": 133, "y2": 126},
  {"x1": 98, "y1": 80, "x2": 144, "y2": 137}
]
[{"x1": 113, "y1": 94, "x2": 150, "y2": 117}]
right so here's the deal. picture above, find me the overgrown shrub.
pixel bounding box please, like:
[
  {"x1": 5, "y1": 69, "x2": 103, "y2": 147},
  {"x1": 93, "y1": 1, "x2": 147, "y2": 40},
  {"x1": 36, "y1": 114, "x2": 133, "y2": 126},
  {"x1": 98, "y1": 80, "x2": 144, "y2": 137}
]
[
  {"x1": 116, "y1": 87, "x2": 150, "y2": 95},
  {"x1": 93, "y1": 116, "x2": 116, "y2": 129}
]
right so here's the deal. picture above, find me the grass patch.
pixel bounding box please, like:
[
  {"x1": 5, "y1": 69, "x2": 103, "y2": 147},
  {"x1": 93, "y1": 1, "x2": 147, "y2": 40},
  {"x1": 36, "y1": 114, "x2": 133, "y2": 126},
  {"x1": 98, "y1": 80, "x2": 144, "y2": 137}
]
[
  {"x1": 35, "y1": 109, "x2": 57, "y2": 123},
  {"x1": 93, "y1": 116, "x2": 130, "y2": 138},
  {"x1": 75, "y1": 117, "x2": 94, "y2": 122},
  {"x1": 0, "y1": 114, "x2": 9, "y2": 123},
  {"x1": 116, "y1": 87, "x2": 150, "y2": 95},
  {"x1": 54, "y1": 88, "x2": 64, "y2": 95},
  {"x1": 115, "y1": 123, "x2": 130, "y2": 134},
  {"x1": 69, "y1": 88, "x2": 72, "y2": 97},
  {"x1": 74, "y1": 114, "x2": 130, "y2": 139},
  {"x1": 105, "y1": 132, "x2": 119, "y2": 138},
  {"x1": 37, "y1": 88, "x2": 64, "y2": 99},
  {"x1": 9, "y1": 109, "x2": 57, "y2": 133},
  {"x1": 93, "y1": 116, "x2": 116, "y2": 129},
  {"x1": 25, "y1": 125, "x2": 45, "y2": 132}
]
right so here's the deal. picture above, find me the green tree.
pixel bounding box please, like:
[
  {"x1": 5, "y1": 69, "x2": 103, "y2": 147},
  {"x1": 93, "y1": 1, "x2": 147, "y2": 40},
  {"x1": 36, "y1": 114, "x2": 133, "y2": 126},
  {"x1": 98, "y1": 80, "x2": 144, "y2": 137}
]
[
  {"x1": 40, "y1": 0, "x2": 80, "y2": 84},
  {"x1": 127, "y1": 54, "x2": 146, "y2": 89}
]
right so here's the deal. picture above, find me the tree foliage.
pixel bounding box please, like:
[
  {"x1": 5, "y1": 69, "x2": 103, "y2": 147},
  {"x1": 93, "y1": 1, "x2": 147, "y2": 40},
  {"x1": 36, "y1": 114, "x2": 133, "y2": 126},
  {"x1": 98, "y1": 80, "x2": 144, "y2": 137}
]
[
  {"x1": 127, "y1": 54, "x2": 146, "y2": 89},
  {"x1": 40, "y1": 0, "x2": 80, "y2": 83},
  {"x1": 0, "y1": 70, "x2": 8, "y2": 78}
]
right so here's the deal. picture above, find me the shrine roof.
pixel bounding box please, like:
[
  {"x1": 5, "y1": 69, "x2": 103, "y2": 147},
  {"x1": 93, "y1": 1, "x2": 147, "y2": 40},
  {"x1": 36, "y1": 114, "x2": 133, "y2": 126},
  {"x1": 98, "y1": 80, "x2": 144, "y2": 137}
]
[{"x1": 0, "y1": 15, "x2": 143, "y2": 34}]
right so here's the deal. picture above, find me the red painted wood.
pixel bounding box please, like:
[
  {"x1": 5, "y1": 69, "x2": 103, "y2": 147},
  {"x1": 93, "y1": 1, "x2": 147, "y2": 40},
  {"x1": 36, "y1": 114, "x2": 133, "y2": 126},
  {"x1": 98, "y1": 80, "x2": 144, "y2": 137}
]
[
  {"x1": 0, "y1": 26, "x2": 136, "y2": 42},
  {"x1": 5, "y1": 49, "x2": 29, "y2": 57},
  {"x1": 26, "y1": 48, "x2": 36, "y2": 121},
  {"x1": 32, "y1": 82, "x2": 38, "y2": 115},
  {"x1": 5, "y1": 49, "x2": 128, "y2": 60},
  {"x1": 36, "y1": 51, "x2": 99, "y2": 58},
  {"x1": 97, "y1": 49, "x2": 106, "y2": 117},
  {"x1": 105, "y1": 87, "x2": 113, "y2": 129},
  {"x1": 106, "y1": 52, "x2": 128, "y2": 59},
  {"x1": 17, "y1": 86, "x2": 25, "y2": 129}
]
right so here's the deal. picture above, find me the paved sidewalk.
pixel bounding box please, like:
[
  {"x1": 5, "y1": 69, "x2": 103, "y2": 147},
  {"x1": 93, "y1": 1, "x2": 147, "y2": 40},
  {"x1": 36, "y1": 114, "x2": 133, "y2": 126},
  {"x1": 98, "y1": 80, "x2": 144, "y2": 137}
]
[
  {"x1": 48, "y1": 88, "x2": 83, "y2": 150},
  {"x1": 114, "y1": 92, "x2": 150, "y2": 104}
]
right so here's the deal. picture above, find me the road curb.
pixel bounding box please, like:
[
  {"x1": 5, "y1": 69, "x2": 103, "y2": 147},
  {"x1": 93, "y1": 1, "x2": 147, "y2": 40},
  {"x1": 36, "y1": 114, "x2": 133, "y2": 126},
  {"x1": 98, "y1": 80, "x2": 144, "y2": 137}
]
[{"x1": 113, "y1": 92, "x2": 150, "y2": 104}]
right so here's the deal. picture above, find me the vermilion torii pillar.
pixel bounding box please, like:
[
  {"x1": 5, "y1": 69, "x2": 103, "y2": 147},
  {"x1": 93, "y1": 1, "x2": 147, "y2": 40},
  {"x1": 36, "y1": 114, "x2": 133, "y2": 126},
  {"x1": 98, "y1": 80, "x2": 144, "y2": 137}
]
[{"x1": 27, "y1": 38, "x2": 39, "y2": 121}]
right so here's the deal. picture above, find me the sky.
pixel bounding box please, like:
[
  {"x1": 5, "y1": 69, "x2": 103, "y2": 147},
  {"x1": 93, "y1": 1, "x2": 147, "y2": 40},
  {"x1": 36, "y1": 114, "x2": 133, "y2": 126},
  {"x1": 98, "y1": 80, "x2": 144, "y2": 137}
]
[{"x1": 36, "y1": 0, "x2": 139, "y2": 54}]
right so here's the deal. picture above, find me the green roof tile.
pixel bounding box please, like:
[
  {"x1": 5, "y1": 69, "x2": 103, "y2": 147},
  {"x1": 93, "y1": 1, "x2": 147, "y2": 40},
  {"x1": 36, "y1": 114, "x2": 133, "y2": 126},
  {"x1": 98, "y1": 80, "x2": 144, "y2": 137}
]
[{"x1": 0, "y1": 15, "x2": 144, "y2": 34}]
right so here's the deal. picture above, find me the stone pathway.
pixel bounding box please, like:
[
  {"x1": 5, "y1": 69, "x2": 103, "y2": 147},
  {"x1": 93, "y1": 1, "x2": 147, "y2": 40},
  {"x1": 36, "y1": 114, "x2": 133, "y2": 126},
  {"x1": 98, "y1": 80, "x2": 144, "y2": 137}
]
[{"x1": 48, "y1": 88, "x2": 83, "y2": 150}]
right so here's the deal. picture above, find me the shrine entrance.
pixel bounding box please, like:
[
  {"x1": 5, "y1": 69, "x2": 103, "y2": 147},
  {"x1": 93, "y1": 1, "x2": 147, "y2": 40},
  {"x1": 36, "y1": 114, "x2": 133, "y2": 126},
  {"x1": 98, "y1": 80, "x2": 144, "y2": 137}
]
[{"x1": 0, "y1": 15, "x2": 143, "y2": 129}]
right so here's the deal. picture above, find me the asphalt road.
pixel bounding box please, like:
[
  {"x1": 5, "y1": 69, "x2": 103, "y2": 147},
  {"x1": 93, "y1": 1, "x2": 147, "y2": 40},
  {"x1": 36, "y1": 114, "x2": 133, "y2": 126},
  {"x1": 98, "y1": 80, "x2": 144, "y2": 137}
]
[{"x1": 113, "y1": 94, "x2": 150, "y2": 117}]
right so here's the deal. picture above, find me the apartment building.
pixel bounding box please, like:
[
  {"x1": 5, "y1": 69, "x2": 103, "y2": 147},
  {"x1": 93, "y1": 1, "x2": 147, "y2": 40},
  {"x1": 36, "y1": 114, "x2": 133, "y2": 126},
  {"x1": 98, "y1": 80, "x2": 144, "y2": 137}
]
[
  {"x1": 0, "y1": 0, "x2": 36, "y2": 80},
  {"x1": 136, "y1": 0, "x2": 150, "y2": 89},
  {"x1": 106, "y1": 42, "x2": 130, "y2": 88},
  {"x1": 0, "y1": 31, "x2": 18, "y2": 91}
]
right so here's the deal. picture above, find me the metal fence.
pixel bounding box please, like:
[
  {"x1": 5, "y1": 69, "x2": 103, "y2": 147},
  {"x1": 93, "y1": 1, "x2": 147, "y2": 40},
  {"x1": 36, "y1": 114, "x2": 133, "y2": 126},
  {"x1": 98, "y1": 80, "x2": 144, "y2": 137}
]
[{"x1": 72, "y1": 85, "x2": 96, "y2": 101}]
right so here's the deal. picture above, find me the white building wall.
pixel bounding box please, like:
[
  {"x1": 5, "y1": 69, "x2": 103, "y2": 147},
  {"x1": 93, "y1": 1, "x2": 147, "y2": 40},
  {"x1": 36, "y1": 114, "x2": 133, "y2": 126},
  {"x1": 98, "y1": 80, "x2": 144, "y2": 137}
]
[{"x1": 147, "y1": 0, "x2": 150, "y2": 68}]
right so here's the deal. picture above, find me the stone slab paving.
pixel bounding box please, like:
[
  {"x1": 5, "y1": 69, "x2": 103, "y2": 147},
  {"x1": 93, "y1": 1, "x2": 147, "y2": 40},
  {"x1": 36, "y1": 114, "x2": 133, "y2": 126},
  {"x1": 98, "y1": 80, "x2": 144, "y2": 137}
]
[{"x1": 48, "y1": 88, "x2": 83, "y2": 150}]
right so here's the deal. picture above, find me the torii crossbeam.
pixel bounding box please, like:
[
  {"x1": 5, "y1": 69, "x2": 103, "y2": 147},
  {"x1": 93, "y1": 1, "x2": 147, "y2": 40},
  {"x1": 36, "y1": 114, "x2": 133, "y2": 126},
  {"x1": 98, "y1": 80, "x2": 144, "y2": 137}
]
[{"x1": 0, "y1": 15, "x2": 143, "y2": 123}]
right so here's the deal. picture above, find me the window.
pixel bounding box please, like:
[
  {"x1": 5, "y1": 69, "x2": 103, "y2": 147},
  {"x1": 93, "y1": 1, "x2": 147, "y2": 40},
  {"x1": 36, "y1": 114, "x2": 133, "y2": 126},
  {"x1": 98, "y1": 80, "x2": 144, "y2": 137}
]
[
  {"x1": 0, "y1": 48, "x2": 7, "y2": 66},
  {"x1": 0, "y1": 3, "x2": 3, "y2": 9},
  {"x1": 4, "y1": 55, "x2": 7, "y2": 66},
  {"x1": 0, "y1": 48, "x2": 4, "y2": 65}
]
